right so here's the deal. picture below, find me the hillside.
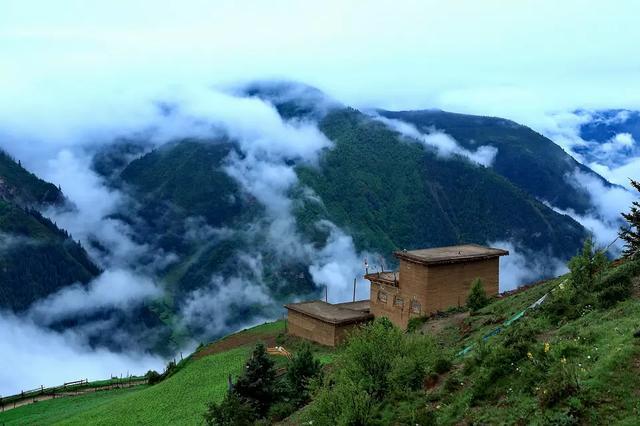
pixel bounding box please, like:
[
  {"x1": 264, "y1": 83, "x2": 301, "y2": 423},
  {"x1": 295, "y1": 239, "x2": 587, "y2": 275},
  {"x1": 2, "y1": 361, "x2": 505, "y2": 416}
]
[
  {"x1": 378, "y1": 109, "x2": 603, "y2": 215},
  {"x1": 0, "y1": 152, "x2": 100, "y2": 310},
  {"x1": 297, "y1": 108, "x2": 587, "y2": 258},
  {"x1": 73, "y1": 92, "x2": 597, "y2": 345},
  {"x1": 4, "y1": 255, "x2": 638, "y2": 425}
]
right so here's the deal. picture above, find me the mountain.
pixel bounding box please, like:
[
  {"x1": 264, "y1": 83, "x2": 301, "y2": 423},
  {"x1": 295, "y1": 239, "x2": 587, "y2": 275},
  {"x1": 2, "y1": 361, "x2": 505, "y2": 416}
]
[
  {"x1": 297, "y1": 108, "x2": 586, "y2": 259},
  {"x1": 84, "y1": 94, "x2": 592, "y2": 346},
  {"x1": 377, "y1": 109, "x2": 604, "y2": 215},
  {"x1": 574, "y1": 109, "x2": 640, "y2": 167},
  {"x1": 0, "y1": 151, "x2": 100, "y2": 311}
]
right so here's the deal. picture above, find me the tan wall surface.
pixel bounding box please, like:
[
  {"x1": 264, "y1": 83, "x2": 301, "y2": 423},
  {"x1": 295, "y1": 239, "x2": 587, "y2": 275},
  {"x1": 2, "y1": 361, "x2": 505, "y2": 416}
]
[
  {"x1": 286, "y1": 310, "x2": 336, "y2": 347},
  {"x1": 369, "y1": 281, "x2": 410, "y2": 328}
]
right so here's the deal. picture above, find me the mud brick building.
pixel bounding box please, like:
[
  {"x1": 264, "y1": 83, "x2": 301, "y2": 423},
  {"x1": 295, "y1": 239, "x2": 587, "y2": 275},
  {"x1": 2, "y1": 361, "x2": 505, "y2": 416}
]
[
  {"x1": 365, "y1": 244, "x2": 508, "y2": 328},
  {"x1": 284, "y1": 300, "x2": 373, "y2": 347}
]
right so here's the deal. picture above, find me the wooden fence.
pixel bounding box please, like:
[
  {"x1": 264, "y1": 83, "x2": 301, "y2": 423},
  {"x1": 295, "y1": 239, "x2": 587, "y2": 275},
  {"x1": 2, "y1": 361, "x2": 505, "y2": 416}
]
[{"x1": 0, "y1": 376, "x2": 144, "y2": 412}]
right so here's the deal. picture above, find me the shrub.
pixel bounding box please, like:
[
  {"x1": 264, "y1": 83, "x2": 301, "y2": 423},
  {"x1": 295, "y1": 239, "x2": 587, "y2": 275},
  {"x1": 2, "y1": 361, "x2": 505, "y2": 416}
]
[
  {"x1": 434, "y1": 357, "x2": 452, "y2": 374},
  {"x1": 467, "y1": 279, "x2": 490, "y2": 312},
  {"x1": 145, "y1": 370, "x2": 162, "y2": 385},
  {"x1": 204, "y1": 391, "x2": 258, "y2": 426},
  {"x1": 538, "y1": 362, "x2": 580, "y2": 408},
  {"x1": 407, "y1": 315, "x2": 428, "y2": 333},
  {"x1": 285, "y1": 342, "x2": 322, "y2": 404}
]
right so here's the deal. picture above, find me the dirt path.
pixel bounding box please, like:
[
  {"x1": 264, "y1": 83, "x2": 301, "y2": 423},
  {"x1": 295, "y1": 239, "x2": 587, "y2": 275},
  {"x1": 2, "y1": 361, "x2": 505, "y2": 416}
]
[
  {"x1": 194, "y1": 332, "x2": 278, "y2": 360},
  {"x1": 0, "y1": 381, "x2": 146, "y2": 413}
]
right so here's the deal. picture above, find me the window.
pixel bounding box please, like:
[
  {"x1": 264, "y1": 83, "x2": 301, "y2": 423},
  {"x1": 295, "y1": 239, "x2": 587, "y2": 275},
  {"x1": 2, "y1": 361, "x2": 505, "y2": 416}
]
[
  {"x1": 393, "y1": 296, "x2": 404, "y2": 308},
  {"x1": 377, "y1": 291, "x2": 388, "y2": 303},
  {"x1": 410, "y1": 300, "x2": 421, "y2": 314}
]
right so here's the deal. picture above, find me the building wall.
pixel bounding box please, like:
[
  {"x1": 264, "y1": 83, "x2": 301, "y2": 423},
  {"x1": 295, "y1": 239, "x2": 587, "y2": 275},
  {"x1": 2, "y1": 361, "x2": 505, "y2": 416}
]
[
  {"x1": 369, "y1": 281, "x2": 411, "y2": 329},
  {"x1": 399, "y1": 257, "x2": 499, "y2": 315},
  {"x1": 286, "y1": 310, "x2": 336, "y2": 347},
  {"x1": 287, "y1": 310, "x2": 369, "y2": 346},
  {"x1": 370, "y1": 257, "x2": 500, "y2": 329}
]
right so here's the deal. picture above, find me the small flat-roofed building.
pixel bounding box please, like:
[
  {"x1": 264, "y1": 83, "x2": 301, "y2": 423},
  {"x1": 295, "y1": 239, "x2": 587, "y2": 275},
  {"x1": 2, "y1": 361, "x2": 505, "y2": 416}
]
[
  {"x1": 366, "y1": 244, "x2": 508, "y2": 328},
  {"x1": 284, "y1": 300, "x2": 373, "y2": 347}
]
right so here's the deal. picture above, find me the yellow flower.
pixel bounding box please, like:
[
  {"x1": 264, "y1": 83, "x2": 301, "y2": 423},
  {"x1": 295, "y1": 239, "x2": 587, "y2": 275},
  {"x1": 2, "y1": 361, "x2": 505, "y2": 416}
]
[
  {"x1": 544, "y1": 342, "x2": 550, "y2": 353},
  {"x1": 561, "y1": 357, "x2": 567, "y2": 364},
  {"x1": 527, "y1": 352, "x2": 533, "y2": 359}
]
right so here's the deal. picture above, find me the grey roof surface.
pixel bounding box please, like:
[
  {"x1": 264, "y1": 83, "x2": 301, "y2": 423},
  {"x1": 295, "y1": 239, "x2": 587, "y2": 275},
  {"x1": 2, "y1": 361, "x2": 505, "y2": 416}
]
[
  {"x1": 394, "y1": 244, "x2": 509, "y2": 265},
  {"x1": 285, "y1": 300, "x2": 373, "y2": 324}
]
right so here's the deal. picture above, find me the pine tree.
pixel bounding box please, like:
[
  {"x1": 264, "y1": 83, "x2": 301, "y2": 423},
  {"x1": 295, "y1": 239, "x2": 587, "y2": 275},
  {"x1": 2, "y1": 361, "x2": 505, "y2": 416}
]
[
  {"x1": 286, "y1": 342, "x2": 322, "y2": 404},
  {"x1": 467, "y1": 278, "x2": 489, "y2": 312},
  {"x1": 619, "y1": 179, "x2": 640, "y2": 258},
  {"x1": 233, "y1": 342, "x2": 277, "y2": 417}
]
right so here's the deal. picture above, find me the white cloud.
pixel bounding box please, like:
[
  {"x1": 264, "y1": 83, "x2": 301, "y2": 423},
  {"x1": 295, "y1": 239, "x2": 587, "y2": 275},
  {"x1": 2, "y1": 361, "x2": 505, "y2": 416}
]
[
  {"x1": 490, "y1": 241, "x2": 567, "y2": 292},
  {"x1": 376, "y1": 116, "x2": 498, "y2": 166},
  {"x1": 0, "y1": 311, "x2": 163, "y2": 395},
  {"x1": 28, "y1": 269, "x2": 161, "y2": 325}
]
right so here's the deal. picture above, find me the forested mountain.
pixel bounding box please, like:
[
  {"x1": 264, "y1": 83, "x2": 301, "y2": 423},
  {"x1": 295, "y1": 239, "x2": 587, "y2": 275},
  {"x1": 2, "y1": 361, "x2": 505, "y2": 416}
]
[
  {"x1": 0, "y1": 152, "x2": 100, "y2": 310},
  {"x1": 0, "y1": 86, "x2": 605, "y2": 344},
  {"x1": 88, "y1": 92, "x2": 591, "y2": 333},
  {"x1": 377, "y1": 109, "x2": 603, "y2": 214},
  {"x1": 297, "y1": 108, "x2": 587, "y2": 258}
]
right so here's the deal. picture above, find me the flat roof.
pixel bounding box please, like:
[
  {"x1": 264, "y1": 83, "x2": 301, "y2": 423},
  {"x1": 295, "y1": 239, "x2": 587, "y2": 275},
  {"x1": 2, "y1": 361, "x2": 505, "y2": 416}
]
[
  {"x1": 335, "y1": 300, "x2": 371, "y2": 312},
  {"x1": 285, "y1": 300, "x2": 373, "y2": 325},
  {"x1": 394, "y1": 244, "x2": 508, "y2": 265}
]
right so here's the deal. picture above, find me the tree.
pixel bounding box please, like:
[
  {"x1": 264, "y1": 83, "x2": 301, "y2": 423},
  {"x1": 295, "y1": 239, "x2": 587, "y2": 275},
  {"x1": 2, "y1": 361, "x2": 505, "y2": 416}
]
[
  {"x1": 568, "y1": 237, "x2": 608, "y2": 292},
  {"x1": 620, "y1": 179, "x2": 640, "y2": 258},
  {"x1": 467, "y1": 278, "x2": 489, "y2": 312},
  {"x1": 232, "y1": 343, "x2": 277, "y2": 417},
  {"x1": 204, "y1": 391, "x2": 257, "y2": 426},
  {"x1": 285, "y1": 342, "x2": 322, "y2": 404}
]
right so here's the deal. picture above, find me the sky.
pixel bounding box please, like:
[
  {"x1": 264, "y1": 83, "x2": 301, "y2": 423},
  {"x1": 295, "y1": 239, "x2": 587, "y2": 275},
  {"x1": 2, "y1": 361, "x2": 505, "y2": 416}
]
[
  {"x1": 1, "y1": 0, "x2": 639, "y2": 394},
  {"x1": 1, "y1": 0, "x2": 639, "y2": 116}
]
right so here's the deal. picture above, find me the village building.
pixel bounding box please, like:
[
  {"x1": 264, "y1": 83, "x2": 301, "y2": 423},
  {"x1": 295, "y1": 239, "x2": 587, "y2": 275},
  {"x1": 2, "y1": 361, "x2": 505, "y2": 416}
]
[
  {"x1": 284, "y1": 243, "x2": 508, "y2": 344},
  {"x1": 366, "y1": 244, "x2": 508, "y2": 328},
  {"x1": 284, "y1": 300, "x2": 373, "y2": 347}
]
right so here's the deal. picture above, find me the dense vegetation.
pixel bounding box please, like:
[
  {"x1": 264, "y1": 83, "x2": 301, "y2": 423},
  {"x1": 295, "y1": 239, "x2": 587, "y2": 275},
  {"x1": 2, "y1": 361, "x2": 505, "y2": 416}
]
[
  {"x1": 378, "y1": 109, "x2": 601, "y2": 214},
  {"x1": 299, "y1": 247, "x2": 640, "y2": 425},
  {"x1": 619, "y1": 179, "x2": 640, "y2": 258},
  {"x1": 0, "y1": 150, "x2": 64, "y2": 206},
  {"x1": 297, "y1": 108, "x2": 587, "y2": 260},
  {"x1": 0, "y1": 153, "x2": 99, "y2": 310}
]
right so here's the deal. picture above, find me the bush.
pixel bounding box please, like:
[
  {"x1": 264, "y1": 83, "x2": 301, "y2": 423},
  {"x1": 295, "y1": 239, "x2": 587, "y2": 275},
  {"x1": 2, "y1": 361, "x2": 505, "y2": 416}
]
[
  {"x1": 204, "y1": 392, "x2": 258, "y2": 426},
  {"x1": 467, "y1": 279, "x2": 490, "y2": 312},
  {"x1": 285, "y1": 342, "x2": 322, "y2": 405},
  {"x1": 145, "y1": 370, "x2": 162, "y2": 385},
  {"x1": 305, "y1": 318, "x2": 439, "y2": 424},
  {"x1": 434, "y1": 357, "x2": 452, "y2": 374},
  {"x1": 407, "y1": 315, "x2": 428, "y2": 332}
]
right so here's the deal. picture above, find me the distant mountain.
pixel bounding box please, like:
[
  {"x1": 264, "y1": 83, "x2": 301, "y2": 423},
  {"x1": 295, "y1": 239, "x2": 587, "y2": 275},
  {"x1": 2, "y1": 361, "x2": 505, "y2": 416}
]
[
  {"x1": 86, "y1": 96, "x2": 593, "y2": 346},
  {"x1": 574, "y1": 109, "x2": 640, "y2": 167},
  {"x1": 377, "y1": 109, "x2": 603, "y2": 215},
  {"x1": 297, "y1": 108, "x2": 587, "y2": 259},
  {"x1": 0, "y1": 151, "x2": 100, "y2": 310}
]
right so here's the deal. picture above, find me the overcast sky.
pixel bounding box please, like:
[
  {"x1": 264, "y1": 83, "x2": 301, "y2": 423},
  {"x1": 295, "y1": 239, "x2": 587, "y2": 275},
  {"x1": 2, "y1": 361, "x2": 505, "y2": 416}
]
[{"x1": 1, "y1": 0, "x2": 639, "y2": 121}]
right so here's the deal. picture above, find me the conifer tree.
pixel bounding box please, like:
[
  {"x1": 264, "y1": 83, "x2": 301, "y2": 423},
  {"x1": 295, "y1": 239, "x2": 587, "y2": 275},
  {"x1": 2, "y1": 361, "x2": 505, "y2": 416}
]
[
  {"x1": 467, "y1": 278, "x2": 490, "y2": 312},
  {"x1": 233, "y1": 342, "x2": 277, "y2": 417},
  {"x1": 619, "y1": 179, "x2": 640, "y2": 258}
]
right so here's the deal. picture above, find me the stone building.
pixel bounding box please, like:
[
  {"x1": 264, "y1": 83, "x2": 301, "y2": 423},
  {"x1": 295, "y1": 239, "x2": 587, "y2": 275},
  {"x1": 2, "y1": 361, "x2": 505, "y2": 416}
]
[
  {"x1": 284, "y1": 300, "x2": 373, "y2": 347},
  {"x1": 365, "y1": 244, "x2": 508, "y2": 328}
]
